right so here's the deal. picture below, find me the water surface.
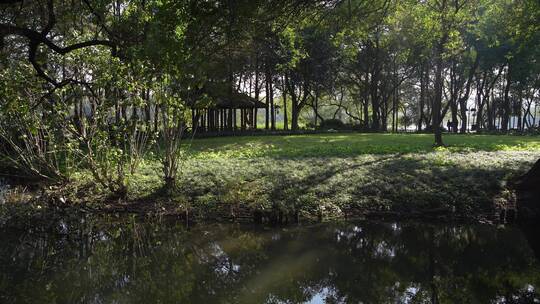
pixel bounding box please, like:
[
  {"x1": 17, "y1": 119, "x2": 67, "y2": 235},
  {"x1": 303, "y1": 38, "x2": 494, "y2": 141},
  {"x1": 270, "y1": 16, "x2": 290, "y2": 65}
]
[{"x1": 1, "y1": 216, "x2": 539, "y2": 303}]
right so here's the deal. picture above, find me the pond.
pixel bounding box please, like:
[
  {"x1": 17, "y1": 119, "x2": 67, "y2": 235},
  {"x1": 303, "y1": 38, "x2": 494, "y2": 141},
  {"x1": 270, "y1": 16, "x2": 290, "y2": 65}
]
[{"x1": 1, "y1": 215, "x2": 539, "y2": 303}]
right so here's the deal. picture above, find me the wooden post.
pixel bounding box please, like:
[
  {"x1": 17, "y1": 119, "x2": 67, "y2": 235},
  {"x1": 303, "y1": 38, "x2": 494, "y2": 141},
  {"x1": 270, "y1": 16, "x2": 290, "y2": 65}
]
[
  {"x1": 214, "y1": 109, "x2": 217, "y2": 131},
  {"x1": 191, "y1": 108, "x2": 196, "y2": 132},
  {"x1": 233, "y1": 108, "x2": 237, "y2": 131},
  {"x1": 223, "y1": 109, "x2": 226, "y2": 130},
  {"x1": 244, "y1": 109, "x2": 248, "y2": 130},
  {"x1": 222, "y1": 109, "x2": 226, "y2": 130},
  {"x1": 253, "y1": 108, "x2": 257, "y2": 129},
  {"x1": 205, "y1": 109, "x2": 208, "y2": 132},
  {"x1": 228, "y1": 108, "x2": 233, "y2": 131},
  {"x1": 213, "y1": 109, "x2": 217, "y2": 131},
  {"x1": 240, "y1": 109, "x2": 244, "y2": 130},
  {"x1": 220, "y1": 109, "x2": 224, "y2": 131},
  {"x1": 207, "y1": 109, "x2": 211, "y2": 131},
  {"x1": 249, "y1": 107, "x2": 253, "y2": 129},
  {"x1": 209, "y1": 109, "x2": 213, "y2": 131},
  {"x1": 201, "y1": 109, "x2": 206, "y2": 132}
]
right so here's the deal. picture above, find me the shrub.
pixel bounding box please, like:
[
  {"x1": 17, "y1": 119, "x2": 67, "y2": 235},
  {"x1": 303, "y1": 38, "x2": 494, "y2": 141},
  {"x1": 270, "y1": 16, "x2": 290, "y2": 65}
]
[{"x1": 319, "y1": 119, "x2": 345, "y2": 130}]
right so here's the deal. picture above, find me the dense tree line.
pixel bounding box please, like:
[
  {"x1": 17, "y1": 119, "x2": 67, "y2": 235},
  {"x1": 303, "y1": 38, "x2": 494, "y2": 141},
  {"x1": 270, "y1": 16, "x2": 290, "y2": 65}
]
[{"x1": 1, "y1": 0, "x2": 539, "y2": 194}]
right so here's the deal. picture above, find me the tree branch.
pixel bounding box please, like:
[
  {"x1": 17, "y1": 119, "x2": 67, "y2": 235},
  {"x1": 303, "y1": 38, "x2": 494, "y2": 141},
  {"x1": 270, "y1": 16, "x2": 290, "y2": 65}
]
[{"x1": 0, "y1": 0, "x2": 116, "y2": 88}]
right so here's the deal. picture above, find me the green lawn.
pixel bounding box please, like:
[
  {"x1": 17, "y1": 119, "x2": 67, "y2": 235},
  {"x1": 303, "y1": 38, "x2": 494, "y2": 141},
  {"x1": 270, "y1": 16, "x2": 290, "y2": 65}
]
[
  {"x1": 61, "y1": 133, "x2": 540, "y2": 223},
  {"x1": 184, "y1": 133, "x2": 540, "y2": 159}
]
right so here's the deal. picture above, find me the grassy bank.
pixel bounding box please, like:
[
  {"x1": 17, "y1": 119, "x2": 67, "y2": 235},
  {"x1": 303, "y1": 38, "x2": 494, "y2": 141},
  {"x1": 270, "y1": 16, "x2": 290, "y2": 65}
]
[{"x1": 2, "y1": 133, "x2": 540, "y2": 225}]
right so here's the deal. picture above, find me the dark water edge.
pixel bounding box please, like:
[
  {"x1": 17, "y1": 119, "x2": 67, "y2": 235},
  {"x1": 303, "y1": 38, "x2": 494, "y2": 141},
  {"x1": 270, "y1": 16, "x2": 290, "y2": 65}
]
[
  {"x1": 0, "y1": 178, "x2": 8, "y2": 204},
  {"x1": 1, "y1": 214, "x2": 540, "y2": 304}
]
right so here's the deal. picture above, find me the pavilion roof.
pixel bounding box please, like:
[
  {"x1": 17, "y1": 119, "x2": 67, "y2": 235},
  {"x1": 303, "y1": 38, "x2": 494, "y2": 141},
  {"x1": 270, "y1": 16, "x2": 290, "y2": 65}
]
[{"x1": 187, "y1": 82, "x2": 265, "y2": 109}]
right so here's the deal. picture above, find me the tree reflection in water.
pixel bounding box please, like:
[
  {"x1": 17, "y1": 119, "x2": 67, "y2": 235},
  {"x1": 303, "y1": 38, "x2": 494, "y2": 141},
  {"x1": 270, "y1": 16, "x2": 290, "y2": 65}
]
[{"x1": 1, "y1": 215, "x2": 539, "y2": 303}]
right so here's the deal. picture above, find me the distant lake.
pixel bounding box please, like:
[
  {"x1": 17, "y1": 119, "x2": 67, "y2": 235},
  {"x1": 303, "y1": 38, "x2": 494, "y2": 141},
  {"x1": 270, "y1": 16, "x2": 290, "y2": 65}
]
[{"x1": 1, "y1": 215, "x2": 539, "y2": 303}]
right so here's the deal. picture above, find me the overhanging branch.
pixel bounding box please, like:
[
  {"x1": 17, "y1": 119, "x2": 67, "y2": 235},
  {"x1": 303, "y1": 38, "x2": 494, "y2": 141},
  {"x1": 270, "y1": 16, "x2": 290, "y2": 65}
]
[{"x1": 0, "y1": 0, "x2": 116, "y2": 88}]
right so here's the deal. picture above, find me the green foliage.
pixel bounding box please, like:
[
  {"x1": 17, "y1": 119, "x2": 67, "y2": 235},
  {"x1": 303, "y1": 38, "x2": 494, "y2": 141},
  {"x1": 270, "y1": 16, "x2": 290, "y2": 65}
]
[
  {"x1": 38, "y1": 133, "x2": 538, "y2": 222},
  {"x1": 1, "y1": 0, "x2": 540, "y2": 200},
  {"x1": 0, "y1": 62, "x2": 69, "y2": 181}
]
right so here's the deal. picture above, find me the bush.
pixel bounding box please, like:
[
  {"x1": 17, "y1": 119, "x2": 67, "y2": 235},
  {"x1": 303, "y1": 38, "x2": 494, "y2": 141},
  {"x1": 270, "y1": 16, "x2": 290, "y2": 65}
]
[
  {"x1": 319, "y1": 119, "x2": 345, "y2": 130},
  {"x1": 0, "y1": 113, "x2": 68, "y2": 182}
]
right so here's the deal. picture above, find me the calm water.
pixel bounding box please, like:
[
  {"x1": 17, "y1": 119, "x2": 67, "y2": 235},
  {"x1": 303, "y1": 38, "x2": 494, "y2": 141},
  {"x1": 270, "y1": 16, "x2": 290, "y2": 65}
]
[{"x1": 1, "y1": 215, "x2": 539, "y2": 303}]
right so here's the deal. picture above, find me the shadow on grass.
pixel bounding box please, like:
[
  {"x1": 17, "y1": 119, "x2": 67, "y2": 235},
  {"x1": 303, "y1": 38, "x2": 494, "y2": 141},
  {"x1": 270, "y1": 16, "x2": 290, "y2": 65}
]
[
  {"x1": 157, "y1": 152, "x2": 538, "y2": 222},
  {"x1": 271, "y1": 157, "x2": 516, "y2": 220}
]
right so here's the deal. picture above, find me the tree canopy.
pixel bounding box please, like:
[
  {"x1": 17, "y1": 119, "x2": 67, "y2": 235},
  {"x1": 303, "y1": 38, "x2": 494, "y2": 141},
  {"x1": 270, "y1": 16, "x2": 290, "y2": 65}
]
[{"x1": 1, "y1": 0, "x2": 540, "y2": 191}]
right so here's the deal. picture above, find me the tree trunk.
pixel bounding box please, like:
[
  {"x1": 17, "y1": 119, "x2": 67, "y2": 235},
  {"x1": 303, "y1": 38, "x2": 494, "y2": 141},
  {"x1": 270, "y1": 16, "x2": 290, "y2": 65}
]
[
  {"x1": 433, "y1": 42, "x2": 445, "y2": 146},
  {"x1": 517, "y1": 90, "x2": 523, "y2": 131},
  {"x1": 418, "y1": 63, "x2": 427, "y2": 131},
  {"x1": 285, "y1": 73, "x2": 302, "y2": 131},
  {"x1": 270, "y1": 74, "x2": 275, "y2": 130},
  {"x1": 283, "y1": 76, "x2": 289, "y2": 131},
  {"x1": 265, "y1": 70, "x2": 270, "y2": 130},
  {"x1": 291, "y1": 105, "x2": 299, "y2": 130},
  {"x1": 254, "y1": 59, "x2": 260, "y2": 130},
  {"x1": 476, "y1": 95, "x2": 484, "y2": 130},
  {"x1": 502, "y1": 65, "x2": 512, "y2": 131},
  {"x1": 358, "y1": 75, "x2": 370, "y2": 130},
  {"x1": 533, "y1": 101, "x2": 538, "y2": 128},
  {"x1": 450, "y1": 101, "x2": 458, "y2": 133},
  {"x1": 370, "y1": 79, "x2": 380, "y2": 131},
  {"x1": 313, "y1": 90, "x2": 318, "y2": 128}
]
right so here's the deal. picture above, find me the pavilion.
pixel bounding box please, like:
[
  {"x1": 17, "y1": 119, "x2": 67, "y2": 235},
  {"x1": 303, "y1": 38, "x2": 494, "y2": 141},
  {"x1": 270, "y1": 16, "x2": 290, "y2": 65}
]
[{"x1": 187, "y1": 82, "x2": 266, "y2": 133}]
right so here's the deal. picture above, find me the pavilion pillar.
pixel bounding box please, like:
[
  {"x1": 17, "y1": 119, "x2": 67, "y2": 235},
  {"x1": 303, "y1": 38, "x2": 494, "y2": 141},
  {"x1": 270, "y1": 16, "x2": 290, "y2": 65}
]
[
  {"x1": 233, "y1": 108, "x2": 237, "y2": 131},
  {"x1": 219, "y1": 109, "x2": 223, "y2": 131},
  {"x1": 207, "y1": 109, "x2": 211, "y2": 131},
  {"x1": 227, "y1": 108, "x2": 233, "y2": 131},
  {"x1": 244, "y1": 109, "x2": 248, "y2": 130},
  {"x1": 249, "y1": 107, "x2": 253, "y2": 129},
  {"x1": 250, "y1": 108, "x2": 254, "y2": 129},
  {"x1": 208, "y1": 109, "x2": 212, "y2": 131},
  {"x1": 204, "y1": 109, "x2": 208, "y2": 132},
  {"x1": 214, "y1": 110, "x2": 218, "y2": 131},
  {"x1": 225, "y1": 109, "x2": 229, "y2": 130},
  {"x1": 240, "y1": 109, "x2": 245, "y2": 130},
  {"x1": 206, "y1": 109, "x2": 214, "y2": 131},
  {"x1": 224, "y1": 109, "x2": 227, "y2": 130},
  {"x1": 201, "y1": 109, "x2": 205, "y2": 132},
  {"x1": 213, "y1": 109, "x2": 217, "y2": 131},
  {"x1": 222, "y1": 109, "x2": 225, "y2": 131},
  {"x1": 191, "y1": 108, "x2": 196, "y2": 131},
  {"x1": 253, "y1": 108, "x2": 257, "y2": 129}
]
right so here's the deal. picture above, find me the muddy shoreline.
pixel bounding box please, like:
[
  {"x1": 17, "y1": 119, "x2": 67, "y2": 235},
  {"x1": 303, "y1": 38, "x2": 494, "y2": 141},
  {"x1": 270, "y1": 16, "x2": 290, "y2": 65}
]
[{"x1": 0, "y1": 185, "x2": 515, "y2": 229}]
